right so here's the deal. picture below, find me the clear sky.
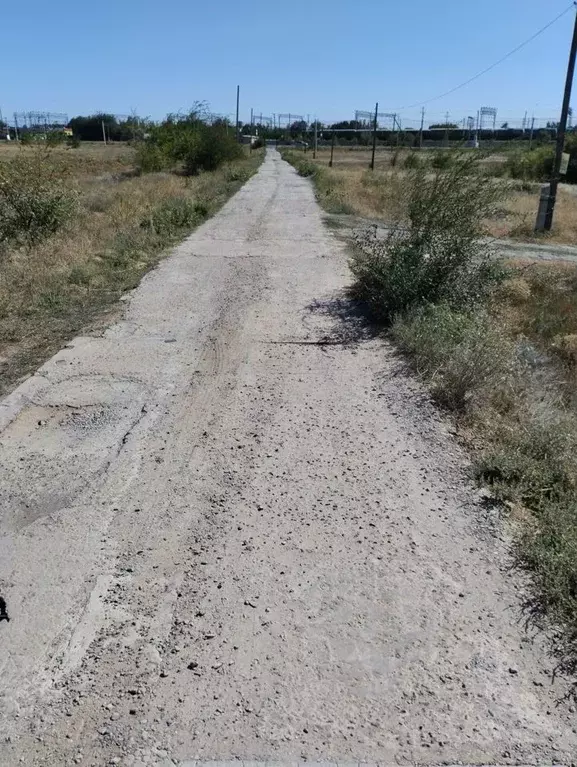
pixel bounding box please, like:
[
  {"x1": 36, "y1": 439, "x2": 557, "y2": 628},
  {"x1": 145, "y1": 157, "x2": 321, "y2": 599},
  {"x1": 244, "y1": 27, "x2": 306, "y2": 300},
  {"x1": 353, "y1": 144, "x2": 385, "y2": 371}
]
[{"x1": 2, "y1": 0, "x2": 576, "y2": 128}]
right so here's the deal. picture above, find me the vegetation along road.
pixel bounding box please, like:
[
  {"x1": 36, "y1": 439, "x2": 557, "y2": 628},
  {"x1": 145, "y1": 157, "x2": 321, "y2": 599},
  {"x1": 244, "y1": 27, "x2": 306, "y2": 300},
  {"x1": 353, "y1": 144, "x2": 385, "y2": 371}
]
[{"x1": 1, "y1": 149, "x2": 576, "y2": 765}]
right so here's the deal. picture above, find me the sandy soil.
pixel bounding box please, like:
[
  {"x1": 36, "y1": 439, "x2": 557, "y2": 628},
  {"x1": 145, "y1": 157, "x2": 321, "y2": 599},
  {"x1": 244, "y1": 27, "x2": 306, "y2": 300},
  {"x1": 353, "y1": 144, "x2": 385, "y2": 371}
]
[{"x1": 0, "y1": 149, "x2": 576, "y2": 766}]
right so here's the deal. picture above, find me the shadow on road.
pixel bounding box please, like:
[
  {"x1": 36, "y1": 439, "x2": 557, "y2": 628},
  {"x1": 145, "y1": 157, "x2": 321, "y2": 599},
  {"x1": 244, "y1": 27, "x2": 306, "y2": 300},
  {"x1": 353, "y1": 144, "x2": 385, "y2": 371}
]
[{"x1": 304, "y1": 292, "x2": 380, "y2": 346}]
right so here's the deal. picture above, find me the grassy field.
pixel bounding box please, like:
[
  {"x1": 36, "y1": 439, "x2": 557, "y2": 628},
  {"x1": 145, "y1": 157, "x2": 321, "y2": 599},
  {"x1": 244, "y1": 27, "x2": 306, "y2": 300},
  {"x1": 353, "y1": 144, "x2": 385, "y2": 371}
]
[
  {"x1": 0, "y1": 141, "x2": 263, "y2": 396},
  {"x1": 291, "y1": 146, "x2": 577, "y2": 245},
  {"x1": 284, "y1": 144, "x2": 577, "y2": 671}
]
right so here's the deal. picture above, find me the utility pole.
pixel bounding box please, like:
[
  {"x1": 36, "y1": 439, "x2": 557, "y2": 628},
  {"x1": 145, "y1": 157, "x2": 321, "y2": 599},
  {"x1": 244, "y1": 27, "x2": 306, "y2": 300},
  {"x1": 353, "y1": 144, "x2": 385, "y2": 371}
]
[
  {"x1": 13, "y1": 112, "x2": 19, "y2": 142},
  {"x1": 101, "y1": 120, "x2": 107, "y2": 144},
  {"x1": 370, "y1": 101, "x2": 378, "y2": 170},
  {"x1": 235, "y1": 85, "x2": 240, "y2": 142},
  {"x1": 538, "y1": 6, "x2": 577, "y2": 231},
  {"x1": 419, "y1": 107, "x2": 425, "y2": 149},
  {"x1": 313, "y1": 119, "x2": 318, "y2": 159},
  {"x1": 529, "y1": 116, "x2": 535, "y2": 151},
  {"x1": 329, "y1": 130, "x2": 336, "y2": 167}
]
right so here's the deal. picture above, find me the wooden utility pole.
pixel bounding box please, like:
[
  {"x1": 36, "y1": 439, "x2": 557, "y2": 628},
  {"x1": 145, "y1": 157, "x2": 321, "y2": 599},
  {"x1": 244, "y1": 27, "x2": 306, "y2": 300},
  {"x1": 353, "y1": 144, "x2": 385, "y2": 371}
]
[
  {"x1": 529, "y1": 116, "x2": 535, "y2": 151},
  {"x1": 329, "y1": 130, "x2": 336, "y2": 167},
  {"x1": 538, "y1": 7, "x2": 577, "y2": 231},
  {"x1": 419, "y1": 107, "x2": 425, "y2": 149},
  {"x1": 313, "y1": 119, "x2": 318, "y2": 159},
  {"x1": 370, "y1": 101, "x2": 378, "y2": 170},
  {"x1": 235, "y1": 85, "x2": 240, "y2": 142}
]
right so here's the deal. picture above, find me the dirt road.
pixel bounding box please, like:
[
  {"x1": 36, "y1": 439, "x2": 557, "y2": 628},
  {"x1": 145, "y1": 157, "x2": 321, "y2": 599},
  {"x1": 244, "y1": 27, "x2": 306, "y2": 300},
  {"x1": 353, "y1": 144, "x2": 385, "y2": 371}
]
[{"x1": 1, "y1": 149, "x2": 576, "y2": 766}]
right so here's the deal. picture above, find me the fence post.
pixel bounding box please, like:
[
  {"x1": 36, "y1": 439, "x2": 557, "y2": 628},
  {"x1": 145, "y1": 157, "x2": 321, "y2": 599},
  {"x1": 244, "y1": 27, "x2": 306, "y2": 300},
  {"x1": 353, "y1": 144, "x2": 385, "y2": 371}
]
[
  {"x1": 329, "y1": 130, "x2": 336, "y2": 167},
  {"x1": 313, "y1": 120, "x2": 318, "y2": 159}
]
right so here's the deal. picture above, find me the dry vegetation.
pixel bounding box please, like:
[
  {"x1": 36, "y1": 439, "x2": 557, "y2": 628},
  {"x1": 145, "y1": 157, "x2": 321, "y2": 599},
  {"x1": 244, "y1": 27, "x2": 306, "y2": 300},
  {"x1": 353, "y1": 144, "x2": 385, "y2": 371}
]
[
  {"x1": 0, "y1": 142, "x2": 263, "y2": 396},
  {"x1": 291, "y1": 146, "x2": 577, "y2": 245}
]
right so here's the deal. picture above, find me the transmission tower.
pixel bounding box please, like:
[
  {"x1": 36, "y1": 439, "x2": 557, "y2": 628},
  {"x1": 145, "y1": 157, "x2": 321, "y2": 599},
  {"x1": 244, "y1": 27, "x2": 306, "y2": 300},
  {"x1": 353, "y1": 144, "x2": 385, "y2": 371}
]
[
  {"x1": 479, "y1": 106, "x2": 497, "y2": 130},
  {"x1": 355, "y1": 110, "x2": 398, "y2": 129}
]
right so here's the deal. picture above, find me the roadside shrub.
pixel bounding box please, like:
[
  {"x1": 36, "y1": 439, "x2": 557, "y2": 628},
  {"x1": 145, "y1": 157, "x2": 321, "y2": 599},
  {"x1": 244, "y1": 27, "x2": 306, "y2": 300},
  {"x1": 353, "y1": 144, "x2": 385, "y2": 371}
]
[
  {"x1": 185, "y1": 125, "x2": 243, "y2": 174},
  {"x1": 477, "y1": 406, "x2": 577, "y2": 508},
  {"x1": 505, "y1": 147, "x2": 552, "y2": 181},
  {"x1": 141, "y1": 197, "x2": 206, "y2": 236},
  {"x1": 135, "y1": 143, "x2": 169, "y2": 174},
  {"x1": 392, "y1": 303, "x2": 515, "y2": 411},
  {"x1": 286, "y1": 155, "x2": 317, "y2": 177},
  {"x1": 403, "y1": 151, "x2": 421, "y2": 169},
  {"x1": 350, "y1": 153, "x2": 506, "y2": 321},
  {"x1": 0, "y1": 152, "x2": 78, "y2": 247},
  {"x1": 431, "y1": 151, "x2": 452, "y2": 169},
  {"x1": 517, "y1": 499, "x2": 577, "y2": 650},
  {"x1": 137, "y1": 111, "x2": 243, "y2": 176},
  {"x1": 223, "y1": 164, "x2": 253, "y2": 183},
  {"x1": 45, "y1": 131, "x2": 66, "y2": 148}
]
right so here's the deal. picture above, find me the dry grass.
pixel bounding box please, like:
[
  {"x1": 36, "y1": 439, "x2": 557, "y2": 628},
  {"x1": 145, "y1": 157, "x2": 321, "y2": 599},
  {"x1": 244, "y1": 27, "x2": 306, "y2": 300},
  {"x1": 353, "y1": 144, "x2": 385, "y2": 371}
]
[
  {"x1": 0, "y1": 141, "x2": 134, "y2": 180},
  {"x1": 488, "y1": 187, "x2": 577, "y2": 244},
  {"x1": 0, "y1": 143, "x2": 262, "y2": 396},
  {"x1": 288, "y1": 147, "x2": 577, "y2": 245}
]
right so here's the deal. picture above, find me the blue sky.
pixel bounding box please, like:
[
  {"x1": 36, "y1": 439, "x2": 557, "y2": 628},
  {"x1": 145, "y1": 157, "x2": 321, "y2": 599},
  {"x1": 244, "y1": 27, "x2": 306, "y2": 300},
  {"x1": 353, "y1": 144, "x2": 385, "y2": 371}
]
[{"x1": 2, "y1": 0, "x2": 576, "y2": 127}]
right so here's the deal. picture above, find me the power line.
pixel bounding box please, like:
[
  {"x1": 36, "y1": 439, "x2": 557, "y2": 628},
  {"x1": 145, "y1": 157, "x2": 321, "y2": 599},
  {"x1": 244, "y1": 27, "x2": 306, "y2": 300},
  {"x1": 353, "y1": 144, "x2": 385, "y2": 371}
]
[{"x1": 391, "y1": 2, "x2": 576, "y2": 111}]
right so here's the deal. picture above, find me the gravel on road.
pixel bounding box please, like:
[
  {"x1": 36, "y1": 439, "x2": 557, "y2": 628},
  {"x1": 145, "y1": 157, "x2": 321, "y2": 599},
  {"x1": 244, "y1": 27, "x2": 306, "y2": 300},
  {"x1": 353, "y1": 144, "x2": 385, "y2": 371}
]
[{"x1": 0, "y1": 149, "x2": 575, "y2": 766}]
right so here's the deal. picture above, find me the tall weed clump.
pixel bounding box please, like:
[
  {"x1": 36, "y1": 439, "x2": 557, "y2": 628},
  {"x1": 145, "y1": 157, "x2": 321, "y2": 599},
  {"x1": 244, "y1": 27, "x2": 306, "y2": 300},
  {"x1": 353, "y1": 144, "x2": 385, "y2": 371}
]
[
  {"x1": 392, "y1": 303, "x2": 515, "y2": 411},
  {"x1": 350, "y1": 153, "x2": 506, "y2": 322},
  {"x1": 0, "y1": 149, "x2": 78, "y2": 248}
]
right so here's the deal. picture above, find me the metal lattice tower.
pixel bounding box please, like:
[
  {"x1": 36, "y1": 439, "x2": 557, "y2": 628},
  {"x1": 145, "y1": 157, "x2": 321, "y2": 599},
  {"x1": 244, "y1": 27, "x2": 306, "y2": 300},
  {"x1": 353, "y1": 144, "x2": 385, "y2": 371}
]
[
  {"x1": 12, "y1": 111, "x2": 69, "y2": 131},
  {"x1": 277, "y1": 114, "x2": 305, "y2": 127},
  {"x1": 479, "y1": 106, "x2": 497, "y2": 130},
  {"x1": 355, "y1": 110, "x2": 399, "y2": 129},
  {"x1": 251, "y1": 113, "x2": 273, "y2": 127}
]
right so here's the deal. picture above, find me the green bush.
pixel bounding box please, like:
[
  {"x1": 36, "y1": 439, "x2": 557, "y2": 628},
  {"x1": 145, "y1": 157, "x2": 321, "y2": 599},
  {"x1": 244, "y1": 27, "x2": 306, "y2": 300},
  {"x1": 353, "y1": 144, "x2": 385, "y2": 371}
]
[
  {"x1": 136, "y1": 111, "x2": 243, "y2": 176},
  {"x1": 350, "y1": 153, "x2": 506, "y2": 322},
  {"x1": 431, "y1": 151, "x2": 453, "y2": 169},
  {"x1": 517, "y1": 499, "x2": 577, "y2": 648},
  {"x1": 392, "y1": 303, "x2": 515, "y2": 411},
  {"x1": 141, "y1": 197, "x2": 206, "y2": 236},
  {"x1": 45, "y1": 131, "x2": 66, "y2": 148},
  {"x1": 135, "y1": 143, "x2": 169, "y2": 173},
  {"x1": 283, "y1": 154, "x2": 317, "y2": 177},
  {"x1": 185, "y1": 124, "x2": 243, "y2": 174},
  {"x1": 223, "y1": 164, "x2": 253, "y2": 183},
  {"x1": 0, "y1": 152, "x2": 77, "y2": 247},
  {"x1": 505, "y1": 147, "x2": 553, "y2": 181},
  {"x1": 476, "y1": 406, "x2": 577, "y2": 508},
  {"x1": 403, "y1": 151, "x2": 421, "y2": 169}
]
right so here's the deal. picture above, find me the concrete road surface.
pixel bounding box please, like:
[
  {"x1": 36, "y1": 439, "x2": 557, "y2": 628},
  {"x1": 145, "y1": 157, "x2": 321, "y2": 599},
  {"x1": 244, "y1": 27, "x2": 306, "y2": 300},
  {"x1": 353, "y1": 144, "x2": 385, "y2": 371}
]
[{"x1": 1, "y1": 149, "x2": 576, "y2": 766}]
